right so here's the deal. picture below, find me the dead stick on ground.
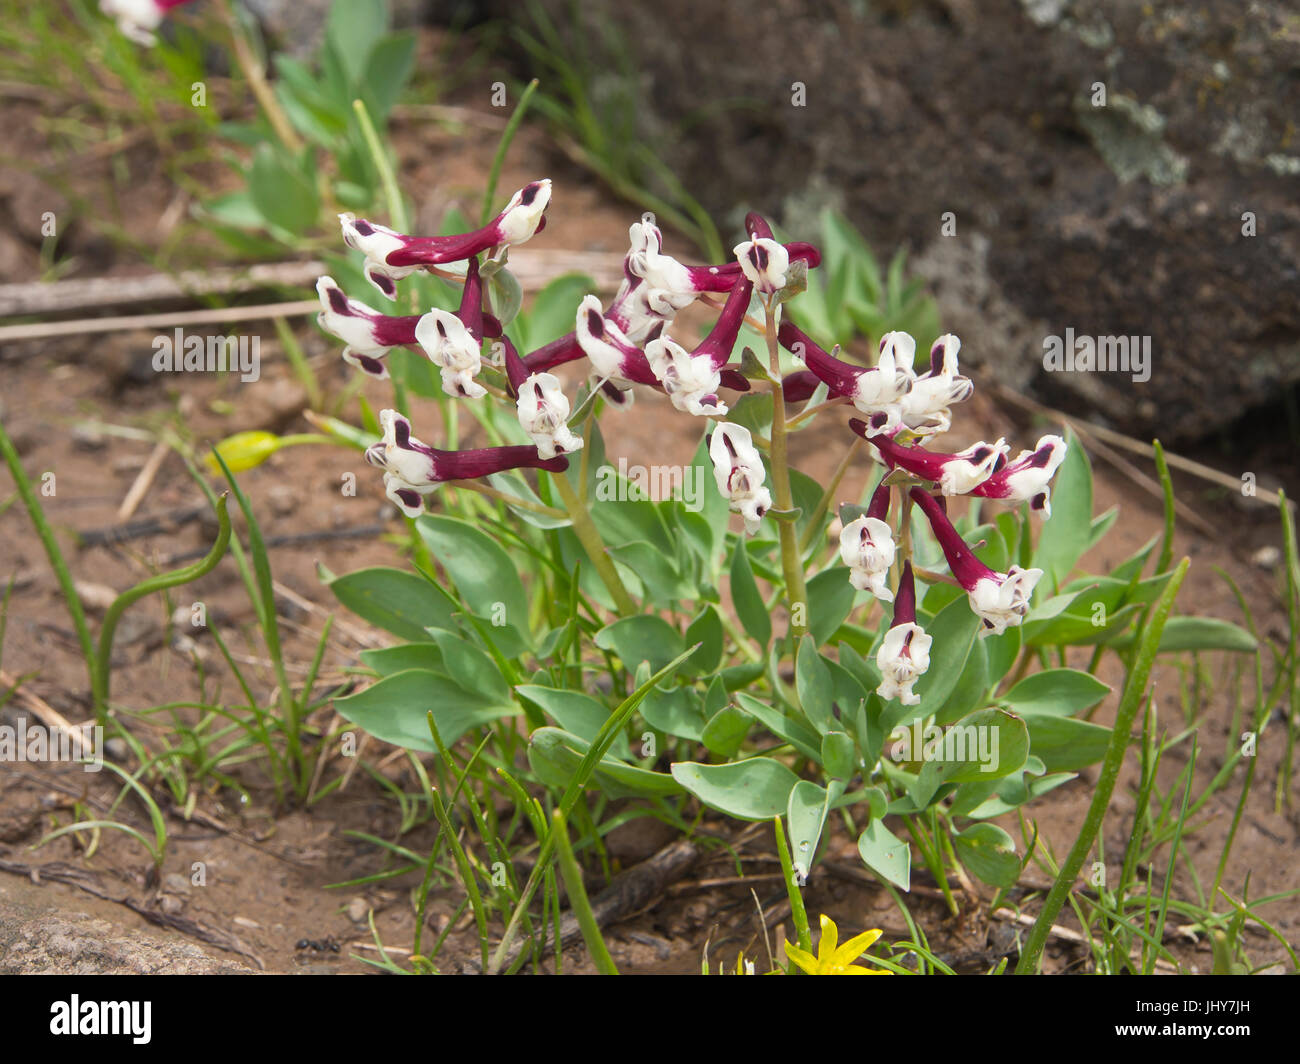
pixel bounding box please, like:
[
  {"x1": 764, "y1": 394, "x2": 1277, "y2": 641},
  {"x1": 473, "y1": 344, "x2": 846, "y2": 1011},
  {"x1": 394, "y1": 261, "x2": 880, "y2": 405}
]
[
  {"x1": 116, "y1": 440, "x2": 170, "y2": 523},
  {"x1": 989, "y1": 908, "x2": 1178, "y2": 974},
  {"x1": 985, "y1": 380, "x2": 1295, "y2": 514},
  {"x1": 0, "y1": 669, "x2": 92, "y2": 747},
  {"x1": 78, "y1": 502, "x2": 207, "y2": 548},
  {"x1": 0, "y1": 251, "x2": 621, "y2": 326},
  {"x1": 0, "y1": 300, "x2": 320, "y2": 343},
  {"x1": 1074, "y1": 428, "x2": 1217, "y2": 538},
  {"x1": 499, "y1": 839, "x2": 701, "y2": 972},
  {"x1": 0, "y1": 261, "x2": 327, "y2": 317}
]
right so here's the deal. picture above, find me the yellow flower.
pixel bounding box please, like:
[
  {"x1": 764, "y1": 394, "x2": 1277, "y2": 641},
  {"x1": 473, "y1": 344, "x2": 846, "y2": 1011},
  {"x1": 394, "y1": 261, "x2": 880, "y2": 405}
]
[{"x1": 785, "y1": 914, "x2": 891, "y2": 975}]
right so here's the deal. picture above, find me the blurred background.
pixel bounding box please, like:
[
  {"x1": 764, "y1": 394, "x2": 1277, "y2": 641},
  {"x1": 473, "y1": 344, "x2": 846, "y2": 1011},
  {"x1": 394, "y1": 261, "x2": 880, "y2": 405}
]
[{"x1": 4, "y1": 1, "x2": 1297, "y2": 472}]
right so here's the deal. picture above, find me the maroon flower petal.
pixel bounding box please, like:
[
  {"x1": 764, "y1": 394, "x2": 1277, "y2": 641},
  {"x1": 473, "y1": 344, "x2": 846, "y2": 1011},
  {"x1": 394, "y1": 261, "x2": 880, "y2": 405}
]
[
  {"x1": 694, "y1": 280, "x2": 754, "y2": 369},
  {"x1": 432, "y1": 444, "x2": 569, "y2": 481},
  {"x1": 523, "y1": 331, "x2": 585, "y2": 373},
  {"x1": 892, "y1": 560, "x2": 918, "y2": 627},
  {"x1": 909, "y1": 487, "x2": 994, "y2": 591},
  {"x1": 780, "y1": 320, "x2": 865, "y2": 398}
]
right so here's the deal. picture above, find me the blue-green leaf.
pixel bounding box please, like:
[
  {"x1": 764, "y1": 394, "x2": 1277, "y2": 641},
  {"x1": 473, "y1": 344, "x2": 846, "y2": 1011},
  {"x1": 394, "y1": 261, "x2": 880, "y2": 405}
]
[
  {"x1": 671, "y1": 758, "x2": 800, "y2": 821},
  {"x1": 326, "y1": 566, "x2": 454, "y2": 641},
  {"x1": 333, "y1": 669, "x2": 514, "y2": 750},
  {"x1": 857, "y1": 819, "x2": 911, "y2": 889}
]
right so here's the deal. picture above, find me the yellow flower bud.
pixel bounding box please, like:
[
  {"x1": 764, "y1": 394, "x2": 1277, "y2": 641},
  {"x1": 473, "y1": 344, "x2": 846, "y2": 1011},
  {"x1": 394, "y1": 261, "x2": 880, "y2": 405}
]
[{"x1": 207, "y1": 430, "x2": 282, "y2": 473}]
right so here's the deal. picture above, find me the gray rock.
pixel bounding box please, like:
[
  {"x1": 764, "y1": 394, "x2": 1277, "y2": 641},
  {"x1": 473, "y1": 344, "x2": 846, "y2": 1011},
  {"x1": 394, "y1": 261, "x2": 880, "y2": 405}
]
[
  {"x1": 488, "y1": 0, "x2": 1300, "y2": 443},
  {"x1": 162, "y1": 873, "x2": 191, "y2": 895},
  {"x1": 0, "y1": 881, "x2": 254, "y2": 975}
]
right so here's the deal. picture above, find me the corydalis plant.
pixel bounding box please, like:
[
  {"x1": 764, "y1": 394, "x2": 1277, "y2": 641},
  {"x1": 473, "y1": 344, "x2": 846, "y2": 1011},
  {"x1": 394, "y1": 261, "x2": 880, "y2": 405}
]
[
  {"x1": 316, "y1": 180, "x2": 1067, "y2": 681},
  {"x1": 312, "y1": 174, "x2": 1198, "y2": 928}
]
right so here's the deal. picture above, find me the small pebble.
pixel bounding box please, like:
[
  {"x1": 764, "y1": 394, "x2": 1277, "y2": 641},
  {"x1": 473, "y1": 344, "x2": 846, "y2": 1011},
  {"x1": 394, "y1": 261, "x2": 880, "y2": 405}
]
[
  {"x1": 75, "y1": 582, "x2": 118, "y2": 612},
  {"x1": 71, "y1": 425, "x2": 105, "y2": 450},
  {"x1": 1251, "y1": 545, "x2": 1281, "y2": 568},
  {"x1": 267, "y1": 485, "x2": 299, "y2": 517},
  {"x1": 346, "y1": 897, "x2": 369, "y2": 923}
]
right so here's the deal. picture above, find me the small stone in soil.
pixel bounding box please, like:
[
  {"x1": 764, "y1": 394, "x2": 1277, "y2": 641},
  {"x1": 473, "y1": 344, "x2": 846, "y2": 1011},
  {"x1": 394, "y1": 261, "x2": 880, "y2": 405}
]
[
  {"x1": 75, "y1": 582, "x2": 118, "y2": 612},
  {"x1": 1252, "y1": 545, "x2": 1281, "y2": 568}
]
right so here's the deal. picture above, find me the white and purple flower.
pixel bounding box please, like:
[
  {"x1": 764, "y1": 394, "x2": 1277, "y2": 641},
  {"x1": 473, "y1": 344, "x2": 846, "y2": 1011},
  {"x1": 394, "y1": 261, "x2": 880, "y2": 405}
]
[
  {"x1": 411, "y1": 257, "x2": 500, "y2": 398},
  {"x1": 645, "y1": 280, "x2": 753, "y2": 417},
  {"x1": 781, "y1": 321, "x2": 912, "y2": 431},
  {"x1": 709, "y1": 423, "x2": 771, "y2": 535},
  {"x1": 840, "y1": 483, "x2": 897, "y2": 601},
  {"x1": 910, "y1": 488, "x2": 1042, "y2": 635},
  {"x1": 898, "y1": 334, "x2": 973, "y2": 438},
  {"x1": 365, "y1": 409, "x2": 569, "y2": 518},
  {"x1": 341, "y1": 180, "x2": 551, "y2": 300},
  {"x1": 515, "y1": 373, "x2": 584, "y2": 460},
  {"x1": 315, "y1": 276, "x2": 421, "y2": 380},
  {"x1": 858, "y1": 427, "x2": 1009, "y2": 497},
  {"x1": 875, "y1": 562, "x2": 932, "y2": 705},
  {"x1": 970, "y1": 434, "x2": 1068, "y2": 517}
]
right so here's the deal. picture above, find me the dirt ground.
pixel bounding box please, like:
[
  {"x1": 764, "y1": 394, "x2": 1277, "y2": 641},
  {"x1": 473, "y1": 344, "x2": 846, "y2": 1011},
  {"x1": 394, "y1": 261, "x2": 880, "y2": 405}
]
[{"x1": 1, "y1": 49, "x2": 1297, "y2": 975}]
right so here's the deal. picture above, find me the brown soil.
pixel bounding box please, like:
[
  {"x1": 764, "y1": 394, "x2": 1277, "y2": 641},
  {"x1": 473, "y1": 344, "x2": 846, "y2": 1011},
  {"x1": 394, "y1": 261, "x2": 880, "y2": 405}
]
[{"x1": 1, "y1": 32, "x2": 1296, "y2": 975}]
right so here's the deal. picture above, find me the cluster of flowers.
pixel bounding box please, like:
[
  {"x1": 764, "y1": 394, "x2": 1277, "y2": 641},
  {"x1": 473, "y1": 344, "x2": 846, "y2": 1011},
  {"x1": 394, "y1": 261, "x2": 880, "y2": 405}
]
[{"x1": 314, "y1": 180, "x2": 1067, "y2": 710}]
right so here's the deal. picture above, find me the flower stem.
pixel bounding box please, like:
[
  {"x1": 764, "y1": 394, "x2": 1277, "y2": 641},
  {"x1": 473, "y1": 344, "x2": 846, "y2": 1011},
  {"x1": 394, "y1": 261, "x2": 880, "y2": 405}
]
[
  {"x1": 1014, "y1": 557, "x2": 1189, "y2": 974},
  {"x1": 799, "y1": 436, "x2": 862, "y2": 554},
  {"x1": 453, "y1": 480, "x2": 566, "y2": 519},
  {"x1": 550, "y1": 472, "x2": 638, "y2": 615},
  {"x1": 764, "y1": 303, "x2": 808, "y2": 641}
]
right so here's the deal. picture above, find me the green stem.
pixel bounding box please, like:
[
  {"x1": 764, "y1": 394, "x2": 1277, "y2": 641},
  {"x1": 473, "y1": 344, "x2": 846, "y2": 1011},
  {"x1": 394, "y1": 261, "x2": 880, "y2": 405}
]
[
  {"x1": 1015, "y1": 557, "x2": 1189, "y2": 974},
  {"x1": 764, "y1": 303, "x2": 808, "y2": 641},
  {"x1": 96, "y1": 496, "x2": 232, "y2": 719},
  {"x1": 799, "y1": 436, "x2": 863, "y2": 555},
  {"x1": 0, "y1": 417, "x2": 97, "y2": 709},
  {"x1": 716, "y1": 608, "x2": 763, "y2": 665},
  {"x1": 551, "y1": 472, "x2": 637, "y2": 615},
  {"x1": 552, "y1": 808, "x2": 619, "y2": 974},
  {"x1": 211, "y1": 450, "x2": 303, "y2": 799},
  {"x1": 455, "y1": 480, "x2": 566, "y2": 519},
  {"x1": 352, "y1": 98, "x2": 408, "y2": 234},
  {"x1": 480, "y1": 80, "x2": 539, "y2": 226},
  {"x1": 774, "y1": 814, "x2": 812, "y2": 959},
  {"x1": 934, "y1": 817, "x2": 966, "y2": 916}
]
